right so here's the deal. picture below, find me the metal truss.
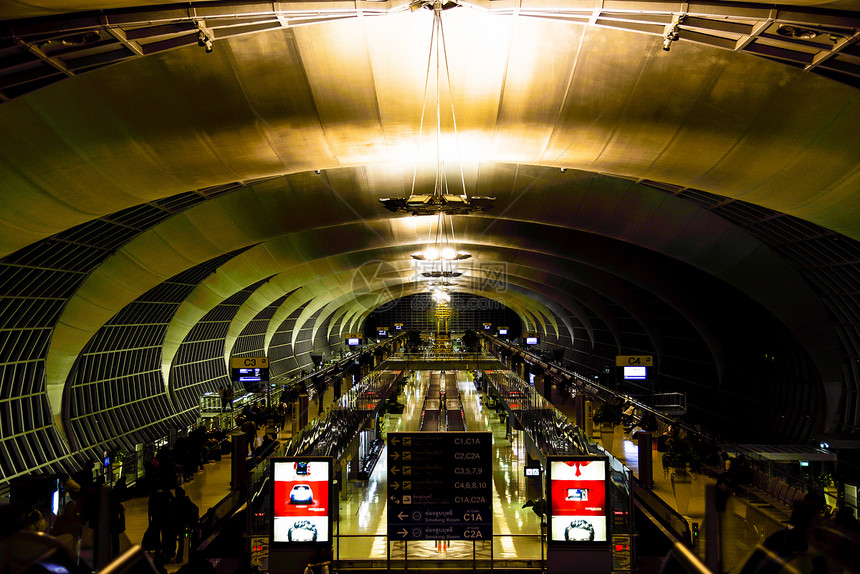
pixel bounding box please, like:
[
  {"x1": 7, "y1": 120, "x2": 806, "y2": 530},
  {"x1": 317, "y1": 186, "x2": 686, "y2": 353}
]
[{"x1": 1, "y1": 0, "x2": 859, "y2": 102}]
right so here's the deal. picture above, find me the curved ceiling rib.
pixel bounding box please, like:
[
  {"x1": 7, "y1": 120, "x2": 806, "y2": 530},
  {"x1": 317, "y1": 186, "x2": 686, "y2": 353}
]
[
  {"x1": 0, "y1": 0, "x2": 857, "y2": 468},
  {"x1": 41, "y1": 164, "x2": 842, "y2": 416}
]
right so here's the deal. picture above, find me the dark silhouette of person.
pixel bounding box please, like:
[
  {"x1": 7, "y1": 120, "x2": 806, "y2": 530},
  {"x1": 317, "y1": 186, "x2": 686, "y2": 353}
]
[
  {"x1": 71, "y1": 460, "x2": 96, "y2": 490},
  {"x1": 109, "y1": 480, "x2": 127, "y2": 558},
  {"x1": 147, "y1": 484, "x2": 176, "y2": 562},
  {"x1": 762, "y1": 498, "x2": 822, "y2": 558},
  {"x1": 241, "y1": 417, "x2": 257, "y2": 456},
  {"x1": 173, "y1": 486, "x2": 198, "y2": 564},
  {"x1": 220, "y1": 384, "x2": 234, "y2": 412}
]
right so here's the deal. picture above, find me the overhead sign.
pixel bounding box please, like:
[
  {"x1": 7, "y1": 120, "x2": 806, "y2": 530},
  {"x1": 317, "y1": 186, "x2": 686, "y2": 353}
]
[
  {"x1": 271, "y1": 457, "x2": 332, "y2": 546},
  {"x1": 547, "y1": 455, "x2": 610, "y2": 545},
  {"x1": 231, "y1": 356, "x2": 270, "y2": 383},
  {"x1": 615, "y1": 355, "x2": 653, "y2": 367},
  {"x1": 387, "y1": 432, "x2": 492, "y2": 541},
  {"x1": 231, "y1": 356, "x2": 269, "y2": 369}
]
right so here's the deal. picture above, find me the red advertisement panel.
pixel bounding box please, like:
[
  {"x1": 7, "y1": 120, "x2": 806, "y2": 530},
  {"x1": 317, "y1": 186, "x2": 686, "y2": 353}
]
[
  {"x1": 272, "y1": 459, "x2": 331, "y2": 544},
  {"x1": 548, "y1": 457, "x2": 609, "y2": 544}
]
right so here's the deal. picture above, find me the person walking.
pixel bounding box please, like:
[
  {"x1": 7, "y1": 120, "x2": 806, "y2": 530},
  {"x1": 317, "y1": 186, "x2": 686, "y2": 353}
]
[
  {"x1": 173, "y1": 486, "x2": 198, "y2": 564},
  {"x1": 220, "y1": 384, "x2": 234, "y2": 412},
  {"x1": 241, "y1": 417, "x2": 257, "y2": 456},
  {"x1": 145, "y1": 483, "x2": 176, "y2": 563}
]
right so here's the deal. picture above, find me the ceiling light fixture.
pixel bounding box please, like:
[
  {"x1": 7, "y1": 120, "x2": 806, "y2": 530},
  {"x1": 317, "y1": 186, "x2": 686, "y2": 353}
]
[
  {"x1": 376, "y1": 0, "x2": 485, "y2": 290},
  {"x1": 422, "y1": 270, "x2": 462, "y2": 278},
  {"x1": 662, "y1": 14, "x2": 683, "y2": 51},
  {"x1": 379, "y1": 1, "x2": 494, "y2": 216},
  {"x1": 431, "y1": 288, "x2": 451, "y2": 304},
  {"x1": 196, "y1": 23, "x2": 214, "y2": 53}
]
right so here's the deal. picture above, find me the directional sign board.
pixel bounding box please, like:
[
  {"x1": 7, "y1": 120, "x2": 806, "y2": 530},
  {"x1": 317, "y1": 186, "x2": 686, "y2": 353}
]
[
  {"x1": 615, "y1": 355, "x2": 653, "y2": 367},
  {"x1": 387, "y1": 431, "x2": 492, "y2": 541}
]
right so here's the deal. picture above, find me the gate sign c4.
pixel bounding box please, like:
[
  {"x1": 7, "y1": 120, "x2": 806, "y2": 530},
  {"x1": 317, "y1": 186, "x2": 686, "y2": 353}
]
[{"x1": 615, "y1": 355, "x2": 653, "y2": 367}]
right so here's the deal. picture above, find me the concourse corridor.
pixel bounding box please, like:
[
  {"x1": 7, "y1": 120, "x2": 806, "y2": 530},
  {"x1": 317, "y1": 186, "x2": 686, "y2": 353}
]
[{"x1": 335, "y1": 370, "x2": 543, "y2": 564}]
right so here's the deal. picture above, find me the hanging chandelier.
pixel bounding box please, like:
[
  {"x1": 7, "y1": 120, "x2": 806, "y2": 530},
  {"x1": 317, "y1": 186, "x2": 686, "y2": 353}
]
[
  {"x1": 379, "y1": 0, "x2": 494, "y2": 217},
  {"x1": 431, "y1": 287, "x2": 451, "y2": 304}
]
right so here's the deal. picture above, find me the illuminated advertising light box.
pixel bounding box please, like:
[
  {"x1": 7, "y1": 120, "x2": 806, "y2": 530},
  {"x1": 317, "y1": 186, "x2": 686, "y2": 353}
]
[
  {"x1": 623, "y1": 366, "x2": 647, "y2": 380},
  {"x1": 498, "y1": 328, "x2": 508, "y2": 336},
  {"x1": 271, "y1": 457, "x2": 332, "y2": 546},
  {"x1": 394, "y1": 323, "x2": 403, "y2": 330},
  {"x1": 547, "y1": 456, "x2": 610, "y2": 545},
  {"x1": 347, "y1": 337, "x2": 361, "y2": 346},
  {"x1": 525, "y1": 336, "x2": 539, "y2": 345},
  {"x1": 483, "y1": 323, "x2": 492, "y2": 330}
]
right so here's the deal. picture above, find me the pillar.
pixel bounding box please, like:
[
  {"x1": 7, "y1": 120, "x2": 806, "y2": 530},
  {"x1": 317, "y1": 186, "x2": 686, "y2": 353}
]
[
  {"x1": 574, "y1": 393, "x2": 585, "y2": 429},
  {"x1": 298, "y1": 393, "x2": 309, "y2": 429},
  {"x1": 584, "y1": 398, "x2": 594, "y2": 438},
  {"x1": 535, "y1": 374, "x2": 547, "y2": 400},
  {"x1": 638, "y1": 431, "x2": 654, "y2": 489}
]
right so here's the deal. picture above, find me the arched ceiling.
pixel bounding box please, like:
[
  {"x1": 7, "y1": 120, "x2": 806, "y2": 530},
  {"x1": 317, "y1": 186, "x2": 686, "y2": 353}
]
[{"x1": 0, "y1": 0, "x2": 858, "y2": 434}]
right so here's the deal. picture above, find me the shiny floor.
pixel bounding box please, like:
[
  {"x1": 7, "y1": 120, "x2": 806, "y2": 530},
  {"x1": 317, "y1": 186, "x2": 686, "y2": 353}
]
[{"x1": 335, "y1": 370, "x2": 543, "y2": 562}]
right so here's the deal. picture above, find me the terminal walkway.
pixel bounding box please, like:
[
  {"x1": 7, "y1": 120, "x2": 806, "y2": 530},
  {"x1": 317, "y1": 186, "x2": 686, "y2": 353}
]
[
  {"x1": 115, "y1": 368, "x2": 798, "y2": 574},
  {"x1": 119, "y1": 370, "x2": 543, "y2": 571},
  {"x1": 334, "y1": 370, "x2": 543, "y2": 567}
]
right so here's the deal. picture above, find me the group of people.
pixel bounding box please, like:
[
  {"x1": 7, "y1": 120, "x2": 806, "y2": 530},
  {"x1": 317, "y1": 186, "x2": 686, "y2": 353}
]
[
  {"x1": 235, "y1": 403, "x2": 282, "y2": 457},
  {"x1": 745, "y1": 492, "x2": 860, "y2": 573},
  {"x1": 143, "y1": 484, "x2": 199, "y2": 570},
  {"x1": 42, "y1": 463, "x2": 129, "y2": 561},
  {"x1": 141, "y1": 427, "x2": 223, "y2": 491},
  {"x1": 715, "y1": 451, "x2": 754, "y2": 493}
]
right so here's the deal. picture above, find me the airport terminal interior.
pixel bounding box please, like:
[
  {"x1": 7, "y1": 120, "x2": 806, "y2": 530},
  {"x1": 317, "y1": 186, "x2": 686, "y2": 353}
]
[{"x1": 1, "y1": 0, "x2": 860, "y2": 572}]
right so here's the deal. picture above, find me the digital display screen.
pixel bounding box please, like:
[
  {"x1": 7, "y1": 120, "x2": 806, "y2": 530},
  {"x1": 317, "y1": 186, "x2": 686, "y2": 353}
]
[
  {"x1": 378, "y1": 330, "x2": 387, "y2": 336},
  {"x1": 238, "y1": 367, "x2": 262, "y2": 382},
  {"x1": 623, "y1": 366, "x2": 647, "y2": 380},
  {"x1": 347, "y1": 338, "x2": 360, "y2": 346},
  {"x1": 272, "y1": 458, "x2": 332, "y2": 545},
  {"x1": 525, "y1": 337, "x2": 539, "y2": 345},
  {"x1": 483, "y1": 324, "x2": 492, "y2": 330},
  {"x1": 525, "y1": 466, "x2": 541, "y2": 477},
  {"x1": 394, "y1": 324, "x2": 403, "y2": 330},
  {"x1": 498, "y1": 329, "x2": 508, "y2": 335},
  {"x1": 548, "y1": 457, "x2": 609, "y2": 544}
]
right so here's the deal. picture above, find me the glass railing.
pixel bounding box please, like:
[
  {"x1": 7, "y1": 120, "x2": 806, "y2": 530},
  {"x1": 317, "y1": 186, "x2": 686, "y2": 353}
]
[{"x1": 331, "y1": 532, "x2": 544, "y2": 566}]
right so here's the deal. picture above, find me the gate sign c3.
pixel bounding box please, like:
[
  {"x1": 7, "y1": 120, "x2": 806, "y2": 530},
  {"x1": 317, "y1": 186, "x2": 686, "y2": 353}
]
[
  {"x1": 231, "y1": 356, "x2": 269, "y2": 369},
  {"x1": 615, "y1": 355, "x2": 653, "y2": 367}
]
